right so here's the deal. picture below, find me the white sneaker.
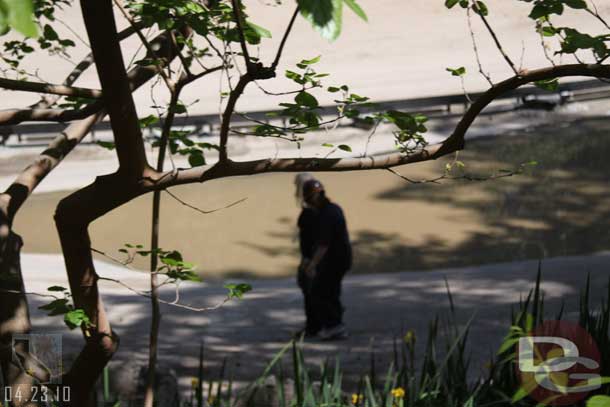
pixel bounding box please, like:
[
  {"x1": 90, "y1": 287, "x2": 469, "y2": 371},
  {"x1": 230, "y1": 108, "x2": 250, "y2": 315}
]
[{"x1": 318, "y1": 324, "x2": 348, "y2": 341}]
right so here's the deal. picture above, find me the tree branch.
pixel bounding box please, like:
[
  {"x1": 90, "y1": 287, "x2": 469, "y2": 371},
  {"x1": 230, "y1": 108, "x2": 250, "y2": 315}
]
[
  {"x1": 271, "y1": 6, "x2": 299, "y2": 70},
  {"x1": 82, "y1": 0, "x2": 149, "y2": 178},
  {"x1": 219, "y1": 74, "x2": 250, "y2": 161},
  {"x1": 230, "y1": 0, "x2": 252, "y2": 70},
  {"x1": 472, "y1": 1, "x2": 519, "y2": 75},
  {"x1": 143, "y1": 63, "x2": 610, "y2": 189},
  {"x1": 0, "y1": 78, "x2": 102, "y2": 99},
  {"x1": 0, "y1": 102, "x2": 103, "y2": 126}
]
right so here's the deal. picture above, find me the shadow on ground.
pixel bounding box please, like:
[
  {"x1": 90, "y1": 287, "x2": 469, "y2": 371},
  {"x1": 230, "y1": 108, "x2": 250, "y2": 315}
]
[{"x1": 28, "y1": 253, "x2": 610, "y2": 396}]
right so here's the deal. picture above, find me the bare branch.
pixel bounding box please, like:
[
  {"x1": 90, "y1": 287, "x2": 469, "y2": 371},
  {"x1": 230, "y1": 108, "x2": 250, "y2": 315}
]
[
  {"x1": 467, "y1": 7, "x2": 494, "y2": 86},
  {"x1": 271, "y1": 6, "x2": 300, "y2": 70},
  {"x1": 165, "y1": 189, "x2": 247, "y2": 214},
  {"x1": 471, "y1": 1, "x2": 519, "y2": 75},
  {"x1": 95, "y1": 276, "x2": 232, "y2": 312},
  {"x1": 0, "y1": 77, "x2": 102, "y2": 99},
  {"x1": 230, "y1": 0, "x2": 252, "y2": 70}
]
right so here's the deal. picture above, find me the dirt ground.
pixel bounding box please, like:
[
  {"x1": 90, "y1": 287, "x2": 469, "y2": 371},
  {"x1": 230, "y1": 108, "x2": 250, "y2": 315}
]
[{"x1": 12, "y1": 113, "x2": 610, "y2": 279}]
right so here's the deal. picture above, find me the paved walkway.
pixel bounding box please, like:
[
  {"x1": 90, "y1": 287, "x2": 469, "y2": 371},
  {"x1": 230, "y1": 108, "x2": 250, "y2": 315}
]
[{"x1": 22, "y1": 251, "x2": 610, "y2": 395}]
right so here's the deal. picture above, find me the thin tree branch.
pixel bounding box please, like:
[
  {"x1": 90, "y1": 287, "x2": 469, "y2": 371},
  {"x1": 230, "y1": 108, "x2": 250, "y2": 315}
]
[
  {"x1": 0, "y1": 78, "x2": 102, "y2": 99},
  {"x1": 271, "y1": 6, "x2": 300, "y2": 70},
  {"x1": 230, "y1": 0, "x2": 252, "y2": 70},
  {"x1": 219, "y1": 74, "x2": 250, "y2": 161},
  {"x1": 472, "y1": 1, "x2": 519, "y2": 75},
  {"x1": 142, "y1": 63, "x2": 610, "y2": 190},
  {"x1": 467, "y1": 7, "x2": 494, "y2": 86},
  {"x1": 164, "y1": 189, "x2": 247, "y2": 214},
  {"x1": 95, "y1": 276, "x2": 232, "y2": 312},
  {"x1": 112, "y1": 0, "x2": 176, "y2": 93}
]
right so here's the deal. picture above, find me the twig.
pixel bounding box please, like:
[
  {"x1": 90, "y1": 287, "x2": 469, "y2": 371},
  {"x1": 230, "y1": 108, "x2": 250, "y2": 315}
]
[
  {"x1": 164, "y1": 189, "x2": 247, "y2": 214},
  {"x1": 472, "y1": 0, "x2": 519, "y2": 75},
  {"x1": 96, "y1": 276, "x2": 231, "y2": 312},
  {"x1": 91, "y1": 247, "x2": 138, "y2": 268},
  {"x1": 0, "y1": 289, "x2": 61, "y2": 300},
  {"x1": 230, "y1": 0, "x2": 252, "y2": 70},
  {"x1": 362, "y1": 119, "x2": 381, "y2": 157},
  {"x1": 271, "y1": 6, "x2": 300, "y2": 70},
  {"x1": 113, "y1": 0, "x2": 175, "y2": 92},
  {"x1": 386, "y1": 163, "x2": 531, "y2": 185},
  {"x1": 586, "y1": 1, "x2": 610, "y2": 30},
  {"x1": 467, "y1": 7, "x2": 494, "y2": 86}
]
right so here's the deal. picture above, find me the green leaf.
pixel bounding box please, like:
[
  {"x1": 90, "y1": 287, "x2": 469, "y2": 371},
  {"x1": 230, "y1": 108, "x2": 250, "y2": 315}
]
[
  {"x1": 96, "y1": 141, "x2": 116, "y2": 151},
  {"x1": 474, "y1": 1, "x2": 488, "y2": 16},
  {"x1": 246, "y1": 21, "x2": 272, "y2": 39},
  {"x1": 327, "y1": 86, "x2": 340, "y2": 93},
  {"x1": 534, "y1": 78, "x2": 559, "y2": 91},
  {"x1": 3, "y1": 0, "x2": 37, "y2": 37},
  {"x1": 139, "y1": 114, "x2": 159, "y2": 128},
  {"x1": 588, "y1": 395, "x2": 610, "y2": 407},
  {"x1": 299, "y1": 55, "x2": 321, "y2": 66},
  {"x1": 539, "y1": 26, "x2": 557, "y2": 37},
  {"x1": 445, "y1": 0, "x2": 460, "y2": 8},
  {"x1": 322, "y1": 143, "x2": 334, "y2": 147},
  {"x1": 64, "y1": 309, "x2": 91, "y2": 329},
  {"x1": 298, "y1": 0, "x2": 343, "y2": 41},
  {"x1": 188, "y1": 151, "x2": 206, "y2": 167},
  {"x1": 511, "y1": 386, "x2": 531, "y2": 403},
  {"x1": 338, "y1": 144, "x2": 352, "y2": 152},
  {"x1": 225, "y1": 283, "x2": 252, "y2": 299},
  {"x1": 295, "y1": 91, "x2": 319, "y2": 108},
  {"x1": 343, "y1": 0, "x2": 367, "y2": 21},
  {"x1": 47, "y1": 286, "x2": 67, "y2": 292},
  {"x1": 446, "y1": 66, "x2": 466, "y2": 77},
  {"x1": 563, "y1": 0, "x2": 587, "y2": 9},
  {"x1": 38, "y1": 298, "x2": 70, "y2": 316}
]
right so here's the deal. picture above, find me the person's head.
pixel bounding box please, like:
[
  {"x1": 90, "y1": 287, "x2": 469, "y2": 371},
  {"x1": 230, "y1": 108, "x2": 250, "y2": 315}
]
[
  {"x1": 302, "y1": 179, "x2": 328, "y2": 208},
  {"x1": 294, "y1": 173, "x2": 316, "y2": 207}
]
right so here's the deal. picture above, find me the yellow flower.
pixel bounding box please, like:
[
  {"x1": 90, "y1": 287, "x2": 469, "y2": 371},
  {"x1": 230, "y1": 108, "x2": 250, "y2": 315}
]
[
  {"x1": 403, "y1": 330, "x2": 416, "y2": 345},
  {"x1": 191, "y1": 377, "x2": 199, "y2": 389},
  {"x1": 391, "y1": 387, "x2": 405, "y2": 399},
  {"x1": 351, "y1": 393, "x2": 363, "y2": 405}
]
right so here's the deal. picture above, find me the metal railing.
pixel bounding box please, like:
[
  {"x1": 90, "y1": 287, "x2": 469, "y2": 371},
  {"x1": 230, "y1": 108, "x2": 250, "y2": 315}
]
[{"x1": 2, "y1": 78, "x2": 609, "y2": 147}]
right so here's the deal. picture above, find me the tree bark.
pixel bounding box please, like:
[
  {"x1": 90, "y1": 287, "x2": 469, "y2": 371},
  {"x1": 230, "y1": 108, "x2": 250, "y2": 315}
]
[{"x1": 0, "y1": 25, "x2": 184, "y2": 407}]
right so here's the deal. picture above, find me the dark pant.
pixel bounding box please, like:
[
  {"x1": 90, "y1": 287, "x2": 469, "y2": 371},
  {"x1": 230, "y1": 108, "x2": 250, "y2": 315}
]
[
  {"x1": 310, "y1": 265, "x2": 347, "y2": 329},
  {"x1": 297, "y1": 268, "x2": 320, "y2": 333}
]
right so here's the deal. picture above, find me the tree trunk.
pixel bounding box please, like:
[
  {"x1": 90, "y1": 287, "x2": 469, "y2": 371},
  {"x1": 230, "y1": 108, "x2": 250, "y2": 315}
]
[
  {"x1": 0, "y1": 232, "x2": 37, "y2": 407},
  {"x1": 56, "y1": 174, "x2": 142, "y2": 405}
]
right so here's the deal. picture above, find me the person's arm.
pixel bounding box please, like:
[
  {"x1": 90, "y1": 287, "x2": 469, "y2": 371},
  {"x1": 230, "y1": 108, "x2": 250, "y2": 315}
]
[{"x1": 304, "y1": 245, "x2": 328, "y2": 277}]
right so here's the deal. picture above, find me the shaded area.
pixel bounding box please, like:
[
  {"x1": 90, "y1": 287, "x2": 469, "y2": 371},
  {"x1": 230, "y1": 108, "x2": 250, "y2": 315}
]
[
  {"x1": 369, "y1": 116, "x2": 610, "y2": 271},
  {"x1": 24, "y1": 253, "x2": 610, "y2": 396},
  {"x1": 11, "y1": 115, "x2": 610, "y2": 278}
]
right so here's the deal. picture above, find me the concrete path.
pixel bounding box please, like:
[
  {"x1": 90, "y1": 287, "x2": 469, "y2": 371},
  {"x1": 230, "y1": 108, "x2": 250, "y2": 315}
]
[{"x1": 22, "y1": 251, "x2": 610, "y2": 395}]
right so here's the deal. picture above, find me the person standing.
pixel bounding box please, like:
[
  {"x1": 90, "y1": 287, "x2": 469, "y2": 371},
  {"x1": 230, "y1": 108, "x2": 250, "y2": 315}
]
[
  {"x1": 301, "y1": 179, "x2": 352, "y2": 340},
  {"x1": 294, "y1": 173, "x2": 320, "y2": 336}
]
